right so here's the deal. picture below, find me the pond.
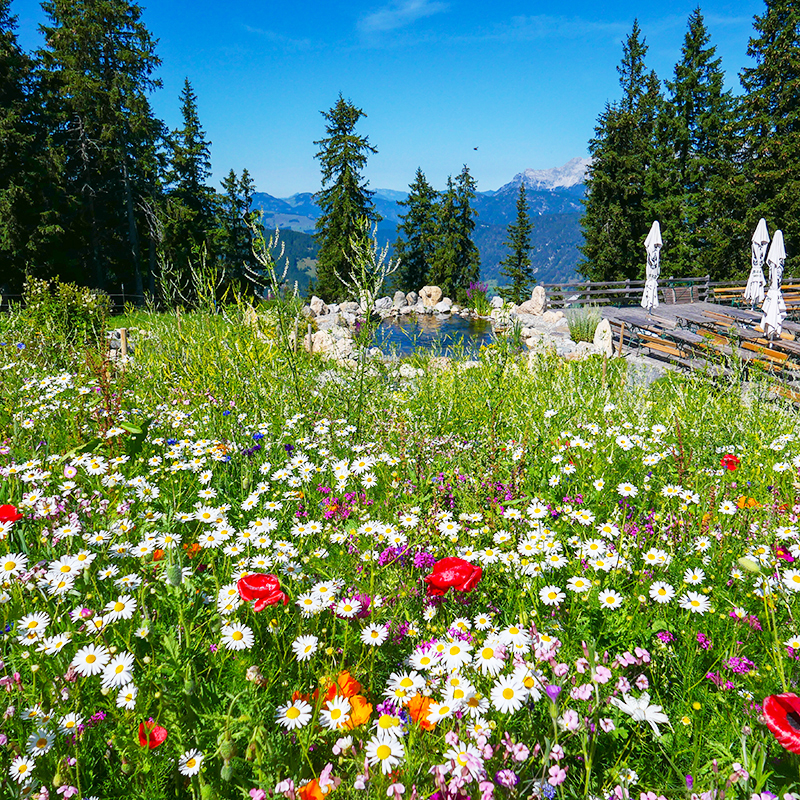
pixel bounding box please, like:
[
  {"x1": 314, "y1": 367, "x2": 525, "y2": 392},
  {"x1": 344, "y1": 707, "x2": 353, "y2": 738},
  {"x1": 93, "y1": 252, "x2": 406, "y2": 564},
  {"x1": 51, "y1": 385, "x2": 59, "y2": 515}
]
[{"x1": 373, "y1": 314, "x2": 495, "y2": 356}]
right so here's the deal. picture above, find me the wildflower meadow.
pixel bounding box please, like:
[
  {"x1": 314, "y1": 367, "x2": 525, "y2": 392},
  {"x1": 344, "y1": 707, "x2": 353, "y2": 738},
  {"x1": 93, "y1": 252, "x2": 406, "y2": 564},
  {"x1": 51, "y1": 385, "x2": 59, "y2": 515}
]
[{"x1": 2, "y1": 303, "x2": 800, "y2": 800}]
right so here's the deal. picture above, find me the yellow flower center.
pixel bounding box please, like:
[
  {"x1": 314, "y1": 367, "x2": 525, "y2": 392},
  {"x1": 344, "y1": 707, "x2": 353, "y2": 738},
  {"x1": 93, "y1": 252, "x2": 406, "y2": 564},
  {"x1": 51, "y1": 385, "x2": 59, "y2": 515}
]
[
  {"x1": 286, "y1": 707, "x2": 300, "y2": 719},
  {"x1": 502, "y1": 688, "x2": 514, "y2": 700}
]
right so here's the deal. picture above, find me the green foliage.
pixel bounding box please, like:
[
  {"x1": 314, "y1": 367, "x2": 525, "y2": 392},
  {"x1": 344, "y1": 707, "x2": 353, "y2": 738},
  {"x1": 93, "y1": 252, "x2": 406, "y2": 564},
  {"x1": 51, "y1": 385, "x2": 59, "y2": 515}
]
[
  {"x1": 37, "y1": 0, "x2": 164, "y2": 294},
  {"x1": 579, "y1": 21, "x2": 662, "y2": 283},
  {"x1": 393, "y1": 168, "x2": 438, "y2": 293},
  {"x1": 740, "y1": 0, "x2": 800, "y2": 260},
  {"x1": 3, "y1": 308, "x2": 800, "y2": 798},
  {"x1": 498, "y1": 183, "x2": 535, "y2": 303},
  {"x1": 565, "y1": 305, "x2": 602, "y2": 342},
  {"x1": 313, "y1": 94, "x2": 379, "y2": 303},
  {"x1": 655, "y1": 9, "x2": 741, "y2": 281},
  {"x1": 429, "y1": 166, "x2": 481, "y2": 297},
  {"x1": 21, "y1": 276, "x2": 110, "y2": 349}
]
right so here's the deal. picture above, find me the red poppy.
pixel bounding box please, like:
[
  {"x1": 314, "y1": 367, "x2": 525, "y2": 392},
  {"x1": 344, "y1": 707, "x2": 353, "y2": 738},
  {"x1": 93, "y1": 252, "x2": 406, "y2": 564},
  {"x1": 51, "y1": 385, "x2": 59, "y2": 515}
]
[
  {"x1": 0, "y1": 505, "x2": 22, "y2": 523},
  {"x1": 763, "y1": 693, "x2": 800, "y2": 754},
  {"x1": 237, "y1": 573, "x2": 288, "y2": 611},
  {"x1": 720, "y1": 454, "x2": 740, "y2": 471},
  {"x1": 138, "y1": 721, "x2": 168, "y2": 749},
  {"x1": 424, "y1": 557, "x2": 482, "y2": 597}
]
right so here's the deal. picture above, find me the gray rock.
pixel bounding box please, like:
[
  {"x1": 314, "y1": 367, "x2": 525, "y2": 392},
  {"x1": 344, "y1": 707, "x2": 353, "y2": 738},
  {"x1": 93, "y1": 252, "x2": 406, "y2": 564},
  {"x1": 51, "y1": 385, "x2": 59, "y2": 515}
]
[
  {"x1": 531, "y1": 286, "x2": 547, "y2": 315},
  {"x1": 314, "y1": 312, "x2": 340, "y2": 331},
  {"x1": 309, "y1": 295, "x2": 328, "y2": 317},
  {"x1": 451, "y1": 304, "x2": 461, "y2": 313},
  {"x1": 393, "y1": 290, "x2": 407, "y2": 309},
  {"x1": 490, "y1": 295, "x2": 504, "y2": 309},
  {"x1": 374, "y1": 296, "x2": 393, "y2": 311},
  {"x1": 420, "y1": 285, "x2": 443, "y2": 307},
  {"x1": 434, "y1": 298, "x2": 452, "y2": 313},
  {"x1": 340, "y1": 301, "x2": 360, "y2": 313},
  {"x1": 541, "y1": 310, "x2": 564, "y2": 323},
  {"x1": 593, "y1": 318, "x2": 614, "y2": 356},
  {"x1": 406, "y1": 291, "x2": 419, "y2": 305},
  {"x1": 399, "y1": 305, "x2": 414, "y2": 315}
]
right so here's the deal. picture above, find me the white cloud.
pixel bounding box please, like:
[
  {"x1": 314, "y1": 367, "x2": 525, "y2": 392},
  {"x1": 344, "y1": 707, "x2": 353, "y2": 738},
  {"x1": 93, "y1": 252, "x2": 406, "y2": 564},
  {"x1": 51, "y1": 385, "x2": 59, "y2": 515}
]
[{"x1": 359, "y1": 0, "x2": 449, "y2": 35}]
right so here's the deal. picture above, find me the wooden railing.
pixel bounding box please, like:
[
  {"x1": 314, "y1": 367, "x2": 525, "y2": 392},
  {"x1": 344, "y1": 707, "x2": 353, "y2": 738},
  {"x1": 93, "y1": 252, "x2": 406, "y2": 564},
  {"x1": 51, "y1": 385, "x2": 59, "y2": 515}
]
[{"x1": 541, "y1": 276, "x2": 713, "y2": 308}]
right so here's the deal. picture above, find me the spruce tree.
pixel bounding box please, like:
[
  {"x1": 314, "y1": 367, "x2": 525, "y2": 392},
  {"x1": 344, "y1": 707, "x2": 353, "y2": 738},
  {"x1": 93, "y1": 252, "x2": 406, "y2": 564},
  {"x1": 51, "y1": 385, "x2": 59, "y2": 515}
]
[
  {"x1": 0, "y1": 0, "x2": 39, "y2": 289},
  {"x1": 454, "y1": 164, "x2": 481, "y2": 292},
  {"x1": 38, "y1": 0, "x2": 163, "y2": 293},
  {"x1": 163, "y1": 78, "x2": 217, "y2": 283},
  {"x1": 393, "y1": 168, "x2": 438, "y2": 293},
  {"x1": 657, "y1": 9, "x2": 737, "y2": 278},
  {"x1": 428, "y1": 176, "x2": 460, "y2": 297},
  {"x1": 580, "y1": 21, "x2": 661, "y2": 282},
  {"x1": 740, "y1": 0, "x2": 800, "y2": 257},
  {"x1": 313, "y1": 94, "x2": 378, "y2": 302},
  {"x1": 498, "y1": 183, "x2": 535, "y2": 303}
]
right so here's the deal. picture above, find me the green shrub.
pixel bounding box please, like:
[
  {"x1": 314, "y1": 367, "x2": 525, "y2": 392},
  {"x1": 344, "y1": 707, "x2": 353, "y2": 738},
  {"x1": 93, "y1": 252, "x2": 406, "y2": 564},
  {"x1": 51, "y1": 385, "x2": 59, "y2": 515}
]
[
  {"x1": 566, "y1": 305, "x2": 602, "y2": 343},
  {"x1": 22, "y1": 277, "x2": 110, "y2": 349}
]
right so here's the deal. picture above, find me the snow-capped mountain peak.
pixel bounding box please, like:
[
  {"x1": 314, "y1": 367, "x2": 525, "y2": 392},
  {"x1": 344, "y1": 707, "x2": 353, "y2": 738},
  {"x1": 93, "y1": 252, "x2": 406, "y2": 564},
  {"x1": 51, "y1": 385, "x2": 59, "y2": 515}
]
[{"x1": 509, "y1": 157, "x2": 591, "y2": 191}]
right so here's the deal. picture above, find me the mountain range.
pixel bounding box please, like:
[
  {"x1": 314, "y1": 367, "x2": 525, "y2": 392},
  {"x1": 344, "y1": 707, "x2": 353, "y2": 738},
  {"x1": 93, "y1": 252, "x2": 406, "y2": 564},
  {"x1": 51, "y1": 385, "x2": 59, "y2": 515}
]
[{"x1": 253, "y1": 158, "x2": 590, "y2": 293}]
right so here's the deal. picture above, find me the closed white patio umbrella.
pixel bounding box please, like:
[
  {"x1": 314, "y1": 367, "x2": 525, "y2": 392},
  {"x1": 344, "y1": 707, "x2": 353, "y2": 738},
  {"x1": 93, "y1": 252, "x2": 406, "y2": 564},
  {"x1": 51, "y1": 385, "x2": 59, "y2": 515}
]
[
  {"x1": 760, "y1": 229, "x2": 787, "y2": 340},
  {"x1": 641, "y1": 221, "x2": 662, "y2": 313},
  {"x1": 744, "y1": 218, "x2": 769, "y2": 310}
]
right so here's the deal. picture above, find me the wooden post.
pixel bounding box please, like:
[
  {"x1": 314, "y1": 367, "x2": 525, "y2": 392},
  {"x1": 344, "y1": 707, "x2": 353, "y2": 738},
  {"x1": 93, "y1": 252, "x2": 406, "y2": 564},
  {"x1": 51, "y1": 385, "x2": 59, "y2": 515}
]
[
  {"x1": 617, "y1": 322, "x2": 626, "y2": 357},
  {"x1": 119, "y1": 328, "x2": 128, "y2": 359}
]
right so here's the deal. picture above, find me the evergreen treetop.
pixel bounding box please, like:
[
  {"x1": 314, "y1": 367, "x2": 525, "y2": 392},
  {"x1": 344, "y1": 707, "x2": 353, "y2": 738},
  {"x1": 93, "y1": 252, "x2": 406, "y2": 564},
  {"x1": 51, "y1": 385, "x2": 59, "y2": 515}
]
[
  {"x1": 313, "y1": 94, "x2": 378, "y2": 302},
  {"x1": 498, "y1": 183, "x2": 535, "y2": 304}
]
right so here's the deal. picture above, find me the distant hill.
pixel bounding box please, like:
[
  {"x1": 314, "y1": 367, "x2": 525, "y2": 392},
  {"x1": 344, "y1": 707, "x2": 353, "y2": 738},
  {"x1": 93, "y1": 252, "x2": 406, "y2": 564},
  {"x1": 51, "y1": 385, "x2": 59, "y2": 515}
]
[{"x1": 253, "y1": 159, "x2": 589, "y2": 294}]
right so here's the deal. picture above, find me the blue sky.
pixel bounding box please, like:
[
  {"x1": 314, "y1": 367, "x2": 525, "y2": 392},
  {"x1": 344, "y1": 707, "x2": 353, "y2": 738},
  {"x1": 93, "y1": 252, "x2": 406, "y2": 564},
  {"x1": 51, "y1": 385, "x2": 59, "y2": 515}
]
[{"x1": 12, "y1": 0, "x2": 764, "y2": 197}]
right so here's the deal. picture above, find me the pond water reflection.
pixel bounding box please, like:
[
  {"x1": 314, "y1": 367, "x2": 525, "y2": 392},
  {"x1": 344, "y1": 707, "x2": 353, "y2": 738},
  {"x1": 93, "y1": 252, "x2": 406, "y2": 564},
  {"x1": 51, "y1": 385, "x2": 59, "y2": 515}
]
[{"x1": 374, "y1": 315, "x2": 495, "y2": 356}]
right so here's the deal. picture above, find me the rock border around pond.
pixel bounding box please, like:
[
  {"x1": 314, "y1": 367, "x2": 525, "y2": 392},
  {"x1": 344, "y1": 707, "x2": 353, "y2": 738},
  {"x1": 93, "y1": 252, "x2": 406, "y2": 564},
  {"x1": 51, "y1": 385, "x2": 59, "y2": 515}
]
[{"x1": 297, "y1": 285, "x2": 615, "y2": 363}]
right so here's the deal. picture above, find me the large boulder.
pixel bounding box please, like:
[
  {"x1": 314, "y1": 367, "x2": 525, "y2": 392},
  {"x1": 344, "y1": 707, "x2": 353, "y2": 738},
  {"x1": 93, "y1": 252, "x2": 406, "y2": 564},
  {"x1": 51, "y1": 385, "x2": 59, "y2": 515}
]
[
  {"x1": 309, "y1": 296, "x2": 328, "y2": 317},
  {"x1": 374, "y1": 296, "x2": 393, "y2": 311},
  {"x1": 406, "y1": 291, "x2": 419, "y2": 306},
  {"x1": 340, "y1": 301, "x2": 360, "y2": 313},
  {"x1": 420, "y1": 285, "x2": 443, "y2": 308},
  {"x1": 517, "y1": 286, "x2": 547, "y2": 316},
  {"x1": 434, "y1": 298, "x2": 452, "y2": 313},
  {"x1": 593, "y1": 318, "x2": 614, "y2": 356},
  {"x1": 392, "y1": 290, "x2": 407, "y2": 309},
  {"x1": 490, "y1": 295, "x2": 504, "y2": 309}
]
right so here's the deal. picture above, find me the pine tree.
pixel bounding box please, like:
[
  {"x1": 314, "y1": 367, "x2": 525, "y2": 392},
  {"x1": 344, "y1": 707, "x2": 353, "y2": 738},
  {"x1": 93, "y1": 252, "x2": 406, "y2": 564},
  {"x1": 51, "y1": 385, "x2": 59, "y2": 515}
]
[
  {"x1": 0, "y1": 0, "x2": 40, "y2": 289},
  {"x1": 163, "y1": 78, "x2": 217, "y2": 282},
  {"x1": 656, "y1": 9, "x2": 737, "y2": 278},
  {"x1": 740, "y1": 0, "x2": 800, "y2": 258},
  {"x1": 498, "y1": 184, "x2": 535, "y2": 303},
  {"x1": 215, "y1": 167, "x2": 258, "y2": 288},
  {"x1": 429, "y1": 167, "x2": 481, "y2": 299},
  {"x1": 393, "y1": 168, "x2": 438, "y2": 293},
  {"x1": 454, "y1": 165, "x2": 481, "y2": 292},
  {"x1": 580, "y1": 21, "x2": 662, "y2": 282},
  {"x1": 38, "y1": 0, "x2": 163, "y2": 293},
  {"x1": 428, "y1": 176, "x2": 460, "y2": 297},
  {"x1": 313, "y1": 94, "x2": 378, "y2": 302}
]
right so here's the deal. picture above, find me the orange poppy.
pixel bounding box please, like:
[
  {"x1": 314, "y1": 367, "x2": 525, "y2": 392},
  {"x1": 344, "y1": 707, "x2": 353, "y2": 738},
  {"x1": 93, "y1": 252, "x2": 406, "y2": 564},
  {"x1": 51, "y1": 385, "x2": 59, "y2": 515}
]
[
  {"x1": 152, "y1": 549, "x2": 165, "y2": 562},
  {"x1": 336, "y1": 671, "x2": 362, "y2": 699},
  {"x1": 342, "y1": 695, "x2": 372, "y2": 729},
  {"x1": 736, "y1": 496, "x2": 761, "y2": 509},
  {"x1": 407, "y1": 693, "x2": 436, "y2": 730},
  {"x1": 297, "y1": 780, "x2": 324, "y2": 800}
]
